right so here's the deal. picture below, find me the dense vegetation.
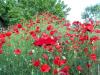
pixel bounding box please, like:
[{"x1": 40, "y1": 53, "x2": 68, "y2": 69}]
[
  {"x1": 0, "y1": 1, "x2": 100, "y2": 75},
  {"x1": 0, "y1": 12, "x2": 100, "y2": 75},
  {"x1": 0, "y1": 0, "x2": 70, "y2": 27}
]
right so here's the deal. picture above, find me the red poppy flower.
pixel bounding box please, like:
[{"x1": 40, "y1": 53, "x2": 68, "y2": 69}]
[
  {"x1": 65, "y1": 40, "x2": 69, "y2": 44},
  {"x1": 45, "y1": 37, "x2": 57, "y2": 45},
  {"x1": 84, "y1": 35, "x2": 89, "y2": 40},
  {"x1": 53, "y1": 56, "x2": 66, "y2": 66},
  {"x1": 90, "y1": 54, "x2": 97, "y2": 61},
  {"x1": 53, "y1": 56, "x2": 60, "y2": 65},
  {"x1": 35, "y1": 26, "x2": 40, "y2": 33},
  {"x1": 55, "y1": 44, "x2": 61, "y2": 49},
  {"x1": 5, "y1": 32, "x2": 12, "y2": 37},
  {"x1": 0, "y1": 38, "x2": 5, "y2": 44},
  {"x1": 33, "y1": 38, "x2": 44, "y2": 46},
  {"x1": 70, "y1": 37, "x2": 74, "y2": 41},
  {"x1": 86, "y1": 63, "x2": 91, "y2": 68},
  {"x1": 21, "y1": 27, "x2": 25, "y2": 31},
  {"x1": 50, "y1": 30, "x2": 56, "y2": 35},
  {"x1": 72, "y1": 21, "x2": 81, "y2": 25},
  {"x1": 53, "y1": 69, "x2": 58, "y2": 75},
  {"x1": 0, "y1": 49, "x2": 3, "y2": 54},
  {"x1": 33, "y1": 59, "x2": 40, "y2": 67},
  {"x1": 90, "y1": 36, "x2": 99, "y2": 42},
  {"x1": 59, "y1": 69, "x2": 70, "y2": 75},
  {"x1": 60, "y1": 65, "x2": 70, "y2": 72},
  {"x1": 66, "y1": 33, "x2": 72, "y2": 37},
  {"x1": 84, "y1": 47, "x2": 88, "y2": 54},
  {"x1": 30, "y1": 31, "x2": 36, "y2": 39},
  {"x1": 17, "y1": 24, "x2": 22, "y2": 28},
  {"x1": 40, "y1": 64, "x2": 51, "y2": 72},
  {"x1": 95, "y1": 29, "x2": 100, "y2": 33},
  {"x1": 47, "y1": 45, "x2": 54, "y2": 52},
  {"x1": 14, "y1": 49, "x2": 21, "y2": 55},
  {"x1": 33, "y1": 36, "x2": 57, "y2": 46},
  {"x1": 30, "y1": 31, "x2": 35, "y2": 35},
  {"x1": 59, "y1": 59, "x2": 66, "y2": 66},
  {"x1": 85, "y1": 24, "x2": 94, "y2": 32},
  {"x1": 0, "y1": 43, "x2": 3, "y2": 49},
  {"x1": 13, "y1": 28, "x2": 19, "y2": 34},
  {"x1": 77, "y1": 65, "x2": 82, "y2": 71},
  {"x1": 79, "y1": 36, "x2": 85, "y2": 42},
  {"x1": 47, "y1": 25, "x2": 53, "y2": 31},
  {"x1": 64, "y1": 22, "x2": 70, "y2": 27},
  {"x1": 36, "y1": 19, "x2": 40, "y2": 23}
]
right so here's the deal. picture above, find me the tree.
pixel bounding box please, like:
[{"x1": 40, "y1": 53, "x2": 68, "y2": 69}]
[
  {"x1": 0, "y1": 0, "x2": 70, "y2": 27},
  {"x1": 82, "y1": 3, "x2": 100, "y2": 20}
]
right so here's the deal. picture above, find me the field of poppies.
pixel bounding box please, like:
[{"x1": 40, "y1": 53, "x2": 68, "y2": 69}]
[{"x1": 0, "y1": 12, "x2": 100, "y2": 75}]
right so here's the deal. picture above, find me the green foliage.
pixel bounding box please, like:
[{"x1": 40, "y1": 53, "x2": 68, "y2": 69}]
[
  {"x1": 0, "y1": 0, "x2": 70, "y2": 26},
  {"x1": 82, "y1": 3, "x2": 100, "y2": 20}
]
